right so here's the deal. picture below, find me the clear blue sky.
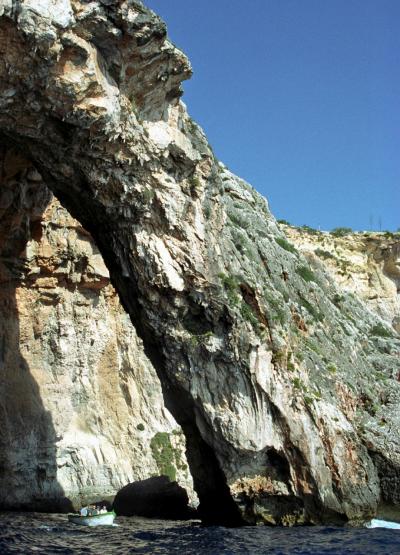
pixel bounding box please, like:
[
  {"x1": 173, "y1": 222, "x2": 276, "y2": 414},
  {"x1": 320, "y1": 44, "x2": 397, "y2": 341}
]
[{"x1": 145, "y1": 1, "x2": 399, "y2": 231}]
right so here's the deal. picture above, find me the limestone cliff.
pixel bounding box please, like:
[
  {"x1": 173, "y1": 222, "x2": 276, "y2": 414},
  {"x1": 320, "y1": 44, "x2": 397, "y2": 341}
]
[
  {"x1": 0, "y1": 0, "x2": 399, "y2": 526},
  {"x1": 0, "y1": 147, "x2": 193, "y2": 511},
  {"x1": 282, "y1": 225, "x2": 400, "y2": 333}
]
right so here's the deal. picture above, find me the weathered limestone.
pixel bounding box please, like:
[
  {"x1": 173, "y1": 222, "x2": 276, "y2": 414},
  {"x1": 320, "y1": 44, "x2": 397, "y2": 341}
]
[
  {"x1": 0, "y1": 147, "x2": 193, "y2": 511},
  {"x1": 0, "y1": 1, "x2": 399, "y2": 525},
  {"x1": 283, "y1": 225, "x2": 400, "y2": 333}
]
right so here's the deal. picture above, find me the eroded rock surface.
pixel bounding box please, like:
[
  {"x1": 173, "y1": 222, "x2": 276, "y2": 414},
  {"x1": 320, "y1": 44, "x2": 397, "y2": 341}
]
[
  {"x1": 283, "y1": 225, "x2": 400, "y2": 333},
  {"x1": 0, "y1": 0, "x2": 399, "y2": 525},
  {"x1": 0, "y1": 147, "x2": 193, "y2": 511}
]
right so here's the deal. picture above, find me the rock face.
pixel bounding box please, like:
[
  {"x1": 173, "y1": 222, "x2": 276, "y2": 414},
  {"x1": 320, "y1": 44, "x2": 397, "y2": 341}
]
[
  {"x1": 0, "y1": 146, "x2": 193, "y2": 511},
  {"x1": 283, "y1": 226, "x2": 400, "y2": 333},
  {"x1": 0, "y1": 0, "x2": 399, "y2": 525}
]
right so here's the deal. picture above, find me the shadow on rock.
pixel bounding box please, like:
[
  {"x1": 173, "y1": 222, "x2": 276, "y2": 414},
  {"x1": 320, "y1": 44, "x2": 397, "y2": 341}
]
[
  {"x1": 113, "y1": 476, "x2": 198, "y2": 520},
  {"x1": 0, "y1": 146, "x2": 73, "y2": 512}
]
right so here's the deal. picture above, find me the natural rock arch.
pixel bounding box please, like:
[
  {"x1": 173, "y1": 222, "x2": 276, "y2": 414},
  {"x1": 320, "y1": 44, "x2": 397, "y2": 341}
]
[
  {"x1": 0, "y1": 1, "x2": 245, "y2": 524},
  {"x1": 1, "y1": 1, "x2": 399, "y2": 525},
  {"x1": 0, "y1": 145, "x2": 195, "y2": 513}
]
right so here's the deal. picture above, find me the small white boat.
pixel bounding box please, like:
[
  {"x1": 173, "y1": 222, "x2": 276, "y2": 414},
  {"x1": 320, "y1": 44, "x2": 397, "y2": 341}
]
[{"x1": 68, "y1": 511, "x2": 116, "y2": 526}]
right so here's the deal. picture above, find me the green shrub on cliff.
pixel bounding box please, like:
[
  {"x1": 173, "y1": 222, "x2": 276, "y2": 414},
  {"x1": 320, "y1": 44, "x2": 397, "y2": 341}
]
[
  {"x1": 240, "y1": 301, "x2": 259, "y2": 328},
  {"x1": 331, "y1": 227, "x2": 353, "y2": 237},
  {"x1": 315, "y1": 248, "x2": 335, "y2": 260},
  {"x1": 228, "y1": 210, "x2": 250, "y2": 229},
  {"x1": 327, "y1": 363, "x2": 337, "y2": 374},
  {"x1": 150, "y1": 432, "x2": 176, "y2": 482},
  {"x1": 275, "y1": 237, "x2": 297, "y2": 254},
  {"x1": 142, "y1": 188, "x2": 155, "y2": 203},
  {"x1": 299, "y1": 296, "x2": 324, "y2": 322},
  {"x1": 218, "y1": 272, "x2": 240, "y2": 306},
  {"x1": 218, "y1": 273, "x2": 261, "y2": 330},
  {"x1": 370, "y1": 323, "x2": 393, "y2": 338},
  {"x1": 300, "y1": 225, "x2": 319, "y2": 235},
  {"x1": 296, "y1": 265, "x2": 317, "y2": 283}
]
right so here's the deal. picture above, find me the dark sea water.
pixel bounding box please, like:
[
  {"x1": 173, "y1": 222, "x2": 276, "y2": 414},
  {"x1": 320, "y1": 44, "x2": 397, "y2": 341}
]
[{"x1": 1, "y1": 512, "x2": 400, "y2": 555}]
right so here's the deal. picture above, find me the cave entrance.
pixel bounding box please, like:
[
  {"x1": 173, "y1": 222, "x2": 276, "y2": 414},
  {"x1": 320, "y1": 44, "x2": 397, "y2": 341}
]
[{"x1": 0, "y1": 143, "x2": 241, "y2": 524}]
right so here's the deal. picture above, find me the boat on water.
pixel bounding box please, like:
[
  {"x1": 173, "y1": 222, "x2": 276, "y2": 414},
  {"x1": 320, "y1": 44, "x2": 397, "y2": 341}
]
[{"x1": 68, "y1": 510, "x2": 116, "y2": 526}]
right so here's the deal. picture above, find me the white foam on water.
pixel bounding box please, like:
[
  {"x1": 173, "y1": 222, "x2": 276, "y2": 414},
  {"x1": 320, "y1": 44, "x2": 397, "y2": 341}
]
[{"x1": 367, "y1": 519, "x2": 400, "y2": 529}]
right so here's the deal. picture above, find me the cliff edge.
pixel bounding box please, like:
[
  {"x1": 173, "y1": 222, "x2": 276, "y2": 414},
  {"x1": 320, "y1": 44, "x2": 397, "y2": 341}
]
[{"x1": 0, "y1": 0, "x2": 399, "y2": 525}]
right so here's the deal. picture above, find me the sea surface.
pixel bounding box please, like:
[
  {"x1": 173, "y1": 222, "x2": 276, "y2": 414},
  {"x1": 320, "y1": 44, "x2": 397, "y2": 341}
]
[{"x1": 1, "y1": 512, "x2": 400, "y2": 555}]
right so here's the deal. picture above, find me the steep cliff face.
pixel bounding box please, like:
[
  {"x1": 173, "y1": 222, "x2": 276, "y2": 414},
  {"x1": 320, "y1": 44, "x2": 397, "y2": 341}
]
[
  {"x1": 0, "y1": 147, "x2": 193, "y2": 510},
  {"x1": 0, "y1": 1, "x2": 399, "y2": 525},
  {"x1": 282, "y1": 226, "x2": 400, "y2": 333}
]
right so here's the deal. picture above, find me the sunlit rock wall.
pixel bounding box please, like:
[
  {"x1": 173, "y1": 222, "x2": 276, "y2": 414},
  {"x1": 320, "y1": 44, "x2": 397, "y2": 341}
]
[
  {"x1": 0, "y1": 0, "x2": 399, "y2": 526},
  {"x1": 0, "y1": 147, "x2": 193, "y2": 510},
  {"x1": 283, "y1": 225, "x2": 400, "y2": 333}
]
